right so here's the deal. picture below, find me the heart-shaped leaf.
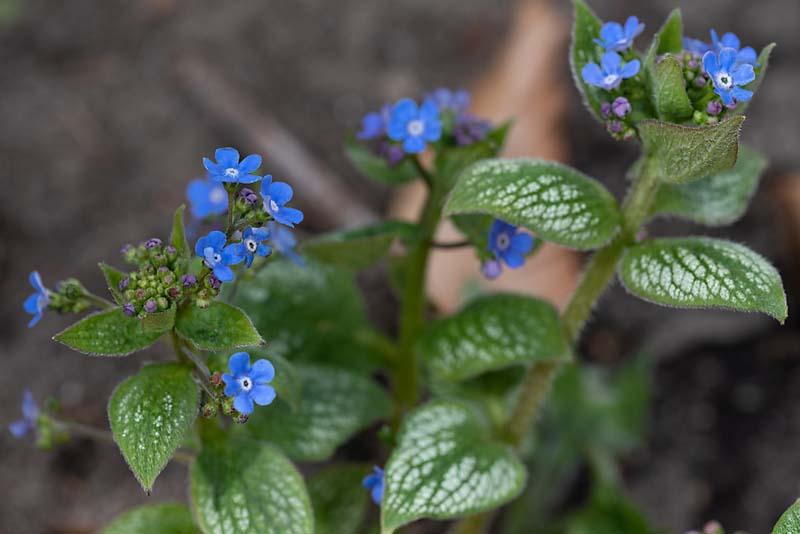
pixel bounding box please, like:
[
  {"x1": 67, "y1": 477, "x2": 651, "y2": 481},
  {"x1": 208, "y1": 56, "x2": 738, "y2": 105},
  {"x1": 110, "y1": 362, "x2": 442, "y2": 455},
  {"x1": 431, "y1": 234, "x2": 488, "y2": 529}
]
[
  {"x1": 245, "y1": 364, "x2": 390, "y2": 461},
  {"x1": 101, "y1": 503, "x2": 199, "y2": 534},
  {"x1": 108, "y1": 363, "x2": 198, "y2": 492},
  {"x1": 190, "y1": 435, "x2": 313, "y2": 534},
  {"x1": 773, "y1": 499, "x2": 800, "y2": 534},
  {"x1": 381, "y1": 400, "x2": 526, "y2": 533},
  {"x1": 419, "y1": 294, "x2": 567, "y2": 382},
  {"x1": 569, "y1": 0, "x2": 604, "y2": 123},
  {"x1": 308, "y1": 464, "x2": 370, "y2": 534},
  {"x1": 444, "y1": 158, "x2": 622, "y2": 250},
  {"x1": 619, "y1": 237, "x2": 787, "y2": 322},
  {"x1": 638, "y1": 117, "x2": 744, "y2": 184},
  {"x1": 234, "y1": 260, "x2": 380, "y2": 371},
  {"x1": 650, "y1": 145, "x2": 767, "y2": 226},
  {"x1": 54, "y1": 308, "x2": 164, "y2": 357},
  {"x1": 175, "y1": 302, "x2": 263, "y2": 352}
]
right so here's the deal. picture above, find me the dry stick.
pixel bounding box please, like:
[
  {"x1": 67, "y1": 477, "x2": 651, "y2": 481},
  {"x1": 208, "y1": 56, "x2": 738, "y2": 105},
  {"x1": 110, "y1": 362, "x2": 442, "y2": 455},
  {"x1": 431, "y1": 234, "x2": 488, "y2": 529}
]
[{"x1": 175, "y1": 55, "x2": 377, "y2": 229}]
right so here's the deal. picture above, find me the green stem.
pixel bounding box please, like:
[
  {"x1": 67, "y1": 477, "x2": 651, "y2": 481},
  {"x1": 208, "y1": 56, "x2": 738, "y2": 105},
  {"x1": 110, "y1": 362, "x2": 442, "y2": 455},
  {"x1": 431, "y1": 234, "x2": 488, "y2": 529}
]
[
  {"x1": 392, "y1": 163, "x2": 445, "y2": 424},
  {"x1": 83, "y1": 291, "x2": 115, "y2": 310},
  {"x1": 452, "y1": 159, "x2": 661, "y2": 532}
]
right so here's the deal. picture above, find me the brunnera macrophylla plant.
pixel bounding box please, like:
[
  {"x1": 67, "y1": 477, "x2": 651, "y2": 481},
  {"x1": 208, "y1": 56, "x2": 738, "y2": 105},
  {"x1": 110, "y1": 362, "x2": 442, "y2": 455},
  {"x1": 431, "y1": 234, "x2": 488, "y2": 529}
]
[{"x1": 8, "y1": 2, "x2": 796, "y2": 533}]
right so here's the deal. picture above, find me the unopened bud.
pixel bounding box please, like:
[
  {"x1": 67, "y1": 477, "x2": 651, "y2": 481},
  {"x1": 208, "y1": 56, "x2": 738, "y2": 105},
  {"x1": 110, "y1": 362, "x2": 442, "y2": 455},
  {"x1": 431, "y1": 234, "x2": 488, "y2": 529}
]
[
  {"x1": 210, "y1": 372, "x2": 223, "y2": 386},
  {"x1": 181, "y1": 274, "x2": 197, "y2": 288},
  {"x1": 201, "y1": 402, "x2": 218, "y2": 418},
  {"x1": 156, "y1": 297, "x2": 169, "y2": 311},
  {"x1": 143, "y1": 299, "x2": 158, "y2": 313},
  {"x1": 123, "y1": 302, "x2": 136, "y2": 317},
  {"x1": 706, "y1": 100, "x2": 723, "y2": 116},
  {"x1": 144, "y1": 238, "x2": 162, "y2": 250},
  {"x1": 611, "y1": 96, "x2": 631, "y2": 118}
]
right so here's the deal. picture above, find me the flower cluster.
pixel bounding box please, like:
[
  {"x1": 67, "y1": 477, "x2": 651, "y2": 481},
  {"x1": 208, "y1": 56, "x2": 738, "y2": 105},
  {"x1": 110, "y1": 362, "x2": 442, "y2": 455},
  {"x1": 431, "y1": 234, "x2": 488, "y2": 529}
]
[
  {"x1": 203, "y1": 352, "x2": 276, "y2": 421},
  {"x1": 482, "y1": 220, "x2": 535, "y2": 280},
  {"x1": 190, "y1": 147, "x2": 304, "y2": 286},
  {"x1": 356, "y1": 88, "x2": 492, "y2": 165},
  {"x1": 119, "y1": 238, "x2": 191, "y2": 317},
  {"x1": 581, "y1": 16, "x2": 643, "y2": 140},
  {"x1": 682, "y1": 30, "x2": 758, "y2": 122}
]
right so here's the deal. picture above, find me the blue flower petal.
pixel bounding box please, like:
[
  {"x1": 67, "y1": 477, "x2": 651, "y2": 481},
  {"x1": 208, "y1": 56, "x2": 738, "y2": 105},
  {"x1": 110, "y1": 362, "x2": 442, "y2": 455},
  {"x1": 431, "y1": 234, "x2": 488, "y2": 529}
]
[
  {"x1": 251, "y1": 385, "x2": 276, "y2": 406},
  {"x1": 23, "y1": 293, "x2": 40, "y2": 315},
  {"x1": 269, "y1": 182, "x2": 294, "y2": 206},
  {"x1": 600, "y1": 51, "x2": 622, "y2": 72},
  {"x1": 737, "y1": 46, "x2": 758, "y2": 66},
  {"x1": 276, "y1": 206, "x2": 304, "y2": 227},
  {"x1": 222, "y1": 374, "x2": 240, "y2": 397},
  {"x1": 510, "y1": 233, "x2": 535, "y2": 255},
  {"x1": 238, "y1": 154, "x2": 262, "y2": 174},
  {"x1": 503, "y1": 251, "x2": 526, "y2": 269},
  {"x1": 235, "y1": 172, "x2": 262, "y2": 185},
  {"x1": 730, "y1": 86, "x2": 753, "y2": 102},
  {"x1": 703, "y1": 51, "x2": 719, "y2": 74},
  {"x1": 215, "y1": 147, "x2": 240, "y2": 168},
  {"x1": 21, "y1": 390, "x2": 38, "y2": 421},
  {"x1": 581, "y1": 63, "x2": 604, "y2": 86},
  {"x1": 732, "y1": 63, "x2": 755, "y2": 85},
  {"x1": 249, "y1": 226, "x2": 270, "y2": 241},
  {"x1": 9, "y1": 420, "x2": 30, "y2": 438},
  {"x1": 213, "y1": 264, "x2": 235, "y2": 282},
  {"x1": 233, "y1": 392, "x2": 254, "y2": 415},
  {"x1": 256, "y1": 243, "x2": 272, "y2": 257},
  {"x1": 251, "y1": 359, "x2": 275, "y2": 383},
  {"x1": 620, "y1": 59, "x2": 640, "y2": 78},
  {"x1": 29, "y1": 271, "x2": 46, "y2": 293},
  {"x1": 403, "y1": 136, "x2": 426, "y2": 154},
  {"x1": 718, "y1": 47, "x2": 738, "y2": 70},
  {"x1": 228, "y1": 352, "x2": 251, "y2": 376}
]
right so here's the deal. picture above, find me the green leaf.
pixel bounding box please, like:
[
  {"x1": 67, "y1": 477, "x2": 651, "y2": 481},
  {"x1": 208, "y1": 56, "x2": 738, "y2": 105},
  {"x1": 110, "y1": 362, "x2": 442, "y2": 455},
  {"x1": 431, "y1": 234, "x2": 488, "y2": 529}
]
[
  {"x1": 419, "y1": 294, "x2": 567, "y2": 382},
  {"x1": 638, "y1": 117, "x2": 744, "y2": 184},
  {"x1": 434, "y1": 122, "x2": 511, "y2": 189},
  {"x1": 650, "y1": 145, "x2": 767, "y2": 226},
  {"x1": 444, "y1": 158, "x2": 622, "y2": 250},
  {"x1": 302, "y1": 221, "x2": 415, "y2": 271},
  {"x1": 345, "y1": 137, "x2": 418, "y2": 185},
  {"x1": 381, "y1": 400, "x2": 526, "y2": 533},
  {"x1": 108, "y1": 363, "x2": 198, "y2": 492},
  {"x1": 190, "y1": 434, "x2": 313, "y2": 534},
  {"x1": 308, "y1": 464, "x2": 370, "y2": 534},
  {"x1": 570, "y1": 0, "x2": 605, "y2": 123},
  {"x1": 175, "y1": 302, "x2": 263, "y2": 352},
  {"x1": 54, "y1": 308, "x2": 164, "y2": 356},
  {"x1": 619, "y1": 237, "x2": 787, "y2": 322},
  {"x1": 171, "y1": 204, "x2": 191, "y2": 258},
  {"x1": 651, "y1": 8, "x2": 683, "y2": 56},
  {"x1": 246, "y1": 364, "x2": 390, "y2": 461},
  {"x1": 101, "y1": 503, "x2": 199, "y2": 534},
  {"x1": 234, "y1": 260, "x2": 379, "y2": 371},
  {"x1": 141, "y1": 304, "x2": 176, "y2": 335},
  {"x1": 731, "y1": 43, "x2": 775, "y2": 117},
  {"x1": 99, "y1": 262, "x2": 127, "y2": 305},
  {"x1": 649, "y1": 55, "x2": 693, "y2": 122},
  {"x1": 773, "y1": 499, "x2": 800, "y2": 534}
]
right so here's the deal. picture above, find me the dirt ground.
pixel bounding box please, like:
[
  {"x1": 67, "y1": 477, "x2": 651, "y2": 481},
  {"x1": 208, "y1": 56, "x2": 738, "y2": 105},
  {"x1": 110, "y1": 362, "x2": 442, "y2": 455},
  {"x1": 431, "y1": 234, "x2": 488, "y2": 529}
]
[{"x1": 1, "y1": 0, "x2": 799, "y2": 532}]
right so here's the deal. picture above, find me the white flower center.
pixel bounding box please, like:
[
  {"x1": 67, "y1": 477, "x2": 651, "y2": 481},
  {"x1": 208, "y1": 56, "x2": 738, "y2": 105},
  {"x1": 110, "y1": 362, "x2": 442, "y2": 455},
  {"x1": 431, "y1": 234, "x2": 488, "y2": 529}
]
[
  {"x1": 209, "y1": 187, "x2": 226, "y2": 203},
  {"x1": 496, "y1": 233, "x2": 511, "y2": 251},
  {"x1": 224, "y1": 167, "x2": 240, "y2": 178},
  {"x1": 239, "y1": 377, "x2": 253, "y2": 391},
  {"x1": 245, "y1": 239, "x2": 258, "y2": 252},
  {"x1": 213, "y1": 253, "x2": 222, "y2": 264},
  {"x1": 715, "y1": 71, "x2": 733, "y2": 90},
  {"x1": 269, "y1": 199, "x2": 280, "y2": 213},
  {"x1": 603, "y1": 74, "x2": 620, "y2": 87},
  {"x1": 406, "y1": 119, "x2": 425, "y2": 137}
]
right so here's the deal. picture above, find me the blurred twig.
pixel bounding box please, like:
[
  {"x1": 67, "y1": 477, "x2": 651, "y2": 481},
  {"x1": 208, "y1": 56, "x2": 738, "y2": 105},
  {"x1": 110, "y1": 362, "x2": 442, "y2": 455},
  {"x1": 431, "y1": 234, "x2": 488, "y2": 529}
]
[{"x1": 176, "y1": 55, "x2": 377, "y2": 229}]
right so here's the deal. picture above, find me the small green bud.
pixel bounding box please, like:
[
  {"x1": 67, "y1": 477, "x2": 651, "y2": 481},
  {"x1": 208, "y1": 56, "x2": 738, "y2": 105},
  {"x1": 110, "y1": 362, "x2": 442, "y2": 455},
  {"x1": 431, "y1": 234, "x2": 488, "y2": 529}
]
[
  {"x1": 233, "y1": 413, "x2": 249, "y2": 424},
  {"x1": 201, "y1": 402, "x2": 218, "y2": 418},
  {"x1": 124, "y1": 289, "x2": 136, "y2": 301},
  {"x1": 221, "y1": 396, "x2": 235, "y2": 416},
  {"x1": 156, "y1": 297, "x2": 169, "y2": 311}
]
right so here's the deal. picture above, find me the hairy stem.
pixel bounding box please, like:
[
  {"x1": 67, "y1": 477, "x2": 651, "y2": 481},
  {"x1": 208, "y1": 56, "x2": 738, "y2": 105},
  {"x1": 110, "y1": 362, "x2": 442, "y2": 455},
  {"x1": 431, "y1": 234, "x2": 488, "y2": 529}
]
[
  {"x1": 83, "y1": 291, "x2": 116, "y2": 310},
  {"x1": 392, "y1": 164, "x2": 445, "y2": 425}
]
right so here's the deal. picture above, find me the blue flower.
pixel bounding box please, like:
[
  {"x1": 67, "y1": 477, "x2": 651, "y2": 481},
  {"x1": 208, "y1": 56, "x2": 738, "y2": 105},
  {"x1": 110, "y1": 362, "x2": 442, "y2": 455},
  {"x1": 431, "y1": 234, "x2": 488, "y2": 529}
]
[
  {"x1": 484, "y1": 220, "x2": 534, "y2": 278},
  {"x1": 594, "y1": 16, "x2": 645, "y2": 52},
  {"x1": 203, "y1": 147, "x2": 262, "y2": 184},
  {"x1": 703, "y1": 47, "x2": 755, "y2": 107},
  {"x1": 187, "y1": 179, "x2": 228, "y2": 218},
  {"x1": 222, "y1": 352, "x2": 276, "y2": 415},
  {"x1": 357, "y1": 105, "x2": 391, "y2": 140},
  {"x1": 232, "y1": 226, "x2": 272, "y2": 267},
  {"x1": 427, "y1": 88, "x2": 470, "y2": 113},
  {"x1": 581, "y1": 51, "x2": 640, "y2": 91},
  {"x1": 710, "y1": 29, "x2": 758, "y2": 66},
  {"x1": 268, "y1": 222, "x2": 305, "y2": 266},
  {"x1": 261, "y1": 176, "x2": 304, "y2": 227},
  {"x1": 195, "y1": 230, "x2": 242, "y2": 282},
  {"x1": 9, "y1": 390, "x2": 39, "y2": 438},
  {"x1": 362, "y1": 466, "x2": 384, "y2": 505},
  {"x1": 387, "y1": 98, "x2": 442, "y2": 154},
  {"x1": 23, "y1": 271, "x2": 49, "y2": 328}
]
